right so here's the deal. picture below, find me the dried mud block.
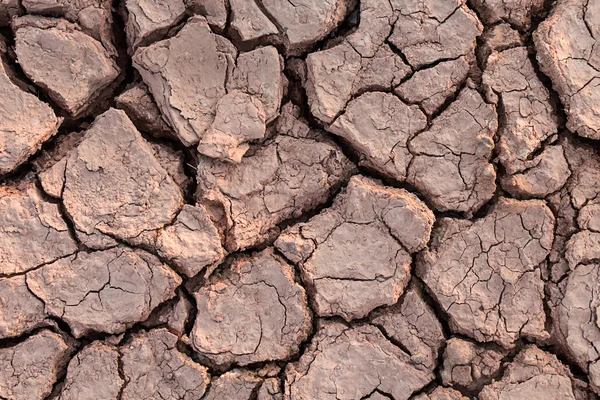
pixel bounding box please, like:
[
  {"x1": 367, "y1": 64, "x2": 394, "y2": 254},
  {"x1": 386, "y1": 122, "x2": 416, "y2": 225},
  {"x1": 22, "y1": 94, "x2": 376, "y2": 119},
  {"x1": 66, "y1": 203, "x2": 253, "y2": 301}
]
[
  {"x1": 60, "y1": 108, "x2": 183, "y2": 245},
  {"x1": 197, "y1": 91, "x2": 267, "y2": 162},
  {"x1": 185, "y1": 0, "x2": 227, "y2": 31},
  {"x1": 553, "y1": 258, "x2": 600, "y2": 394},
  {"x1": 0, "y1": 183, "x2": 77, "y2": 275},
  {"x1": 195, "y1": 133, "x2": 355, "y2": 252},
  {"x1": 395, "y1": 57, "x2": 471, "y2": 116},
  {"x1": 125, "y1": 0, "x2": 186, "y2": 53},
  {"x1": 275, "y1": 175, "x2": 434, "y2": 320},
  {"x1": 0, "y1": 61, "x2": 61, "y2": 176},
  {"x1": 389, "y1": 0, "x2": 482, "y2": 69},
  {"x1": 59, "y1": 342, "x2": 124, "y2": 400},
  {"x1": 229, "y1": 0, "x2": 278, "y2": 44},
  {"x1": 148, "y1": 141, "x2": 191, "y2": 192},
  {"x1": 483, "y1": 47, "x2": 558, "y2": 174},
  {"x1": 120, "y1": 329, "x2": 210, "y2": 400},
  {"x1": 285, "y1": 321, "x2": 434, "y2": 400},
  {"x1": 479, "y1": 346, "x2": 577, "y2": 399},
  {"x1": 13, "y1": 16, "x2": 119, "y2": 116},
  {"x1": 407, "y1": 87, "x2": 498, "y2": 215},
  {"x1": 0, "y1": 0, "x2": 20, "y2": 26},
  {"x1": 260, "y1": 0, "x2": 355, "y2": 55},
  {"x1": 370, "y1": 283, "x2": 445, "y2": 373},
  {"x1": 471, "y1": 0, "x2": 545, "y2": 30},
  {"x1": 501, "y1": 144, "x2": 571, "y2": 198},
  {"x1": 115, "y1": 82, "x2": 175, "y2": 139},
  {"x1": 328, "y1": 92, "x2": 427, "y2": 182},
  {"x1": 190, "y1": 249, "x2": 311, "y2": 368},
  {"x1": 0, "y1": 275, "x2": 47, "y2": 339},
  {"x1": 417, "y1": 197, "x2": 554, "y2": 347},
  {"x1": 26, "y1": 246, "x2": 181, "y2": 338},
  {"x1": 227, "y1": 46, "x2": 284, "y2": 124},
  {"x1": 0, "y1": 330, "x2": 71, "y2": 400},
  {"x1": 21, "y1": 0, "x2": 115, "y2": 52},
  {"x1": 202, "y1": 370, "x2": 263, "y2": 400},
  {"x1": 152, "y1": 204, "x2": 225, "y2": 278},
  {"x1": 141, "y1": 290, "x2": 193, "y2": 336},
  {"x1": 478, "y1": 24, "x2": 523, "y2": 67},
  {"x1": 440, "y1": 337, "x2": 506, "y2": 391},
  {"x1": 412, "y1": 387, "x2": 469, "y2": 400},
  {"x1": 534, "y1": 0, "x2": 600, "y2": 140},
  {"x1": 133, "y1": 16, "x2": 236, "y2": 146}
]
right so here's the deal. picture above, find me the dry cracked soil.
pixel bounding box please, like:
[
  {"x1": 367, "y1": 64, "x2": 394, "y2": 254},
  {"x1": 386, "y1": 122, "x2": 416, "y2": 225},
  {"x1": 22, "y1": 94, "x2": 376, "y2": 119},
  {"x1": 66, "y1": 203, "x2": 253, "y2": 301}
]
[{"x1": 0, "y1": 0, "x2": 599, "y2": 399}]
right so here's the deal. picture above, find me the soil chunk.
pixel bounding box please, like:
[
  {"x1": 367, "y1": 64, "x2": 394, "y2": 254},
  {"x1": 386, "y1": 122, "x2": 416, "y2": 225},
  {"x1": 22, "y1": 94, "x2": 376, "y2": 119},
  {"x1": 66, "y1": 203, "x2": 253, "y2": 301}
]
[
  {"x1": 60, "y1": 108, "x2": 183, "y2": 245},
  {"x1": 407, "y1": 87, "x2": 498, "y2": 215},
  {"x1": 120, "y1": 329, "x2": 211, "y2": 400},
  {"x1": 13, "y1": 16, "x2": 120, "y2": 116},
  {"x1": 124, "y1": 0, "x2": 186, "y2": 53},
  {"x1": 417, "y1": 197, "x2": 554, "y2": 347},
  {"x1": 196, "y1": 131, "x2": 355, "y2": 252},
  {"x1": 285, "y1": 321, "x2": 434, "y2": 400},
  {"x1": 26, "y1": 246, "x2": 181, "y2": 338},
  {"x1": 328, "y1": 92, "x2": 427, "y2": 182},
  {"x1": 0, "y1": 275, "x2": 47, "y2": 339},
  {"x1": 440, "y1": 337, "x2": 506, "y2": 391},
  {"x1": 190, "y1": 249, "x2": 311, "y2": 368},
  {"x1": 534, "y1": 0, "x2": 600, "y2": 139},
  {"x1": 0, "y1": 61, "x2": 61, "y2": 176},
  {"x1": 479, "y1": 346, "x2": 577, "y2": 399},
  {"x1": 0, "y1": 183, "x2": 77, "y2": 275},
  {"x1": 59, "y1": 342, "x2": 124, "y2": 400},
  {"x1": 470, "y1": 0, "x2": 545, "y2": 30},
  {"x1": 0, "y1": 330, "x2": 71, "y2": 400},
  {"x1": 275, "y1": 175, "x2": 434, "y2": 320},
  {"x1": 229, "y1": 0, "x2": 278, "y2": 44}
]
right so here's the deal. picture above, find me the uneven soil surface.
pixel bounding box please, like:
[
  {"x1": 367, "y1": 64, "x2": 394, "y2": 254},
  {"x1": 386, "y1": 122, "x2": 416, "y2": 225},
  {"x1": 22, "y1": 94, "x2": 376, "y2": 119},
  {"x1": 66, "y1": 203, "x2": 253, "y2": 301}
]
[{"x1": 1, "y1": 0, "x2": 600, "y2": 399}]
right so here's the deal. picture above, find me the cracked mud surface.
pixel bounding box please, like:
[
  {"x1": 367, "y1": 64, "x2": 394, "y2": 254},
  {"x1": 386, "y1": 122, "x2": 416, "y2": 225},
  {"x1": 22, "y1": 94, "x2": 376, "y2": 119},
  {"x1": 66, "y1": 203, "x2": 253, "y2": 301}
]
[{"x1": 1, "y1": 0, "x2": 600, "y2": 399}]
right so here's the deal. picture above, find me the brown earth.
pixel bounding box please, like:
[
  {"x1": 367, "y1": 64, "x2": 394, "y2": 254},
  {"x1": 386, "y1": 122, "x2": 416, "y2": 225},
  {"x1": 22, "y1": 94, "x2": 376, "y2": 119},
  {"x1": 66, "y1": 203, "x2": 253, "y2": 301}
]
[{"x1": 0, "y1": 0, "x2": 599, "y2": 399}]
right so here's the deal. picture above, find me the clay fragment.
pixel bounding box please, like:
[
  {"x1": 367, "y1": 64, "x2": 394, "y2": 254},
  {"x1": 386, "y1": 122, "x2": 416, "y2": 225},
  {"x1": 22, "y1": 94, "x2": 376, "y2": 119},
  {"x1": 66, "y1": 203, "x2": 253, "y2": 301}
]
[
  {"x1": 478, "y1": 24, "x2": 523, "y2": 67},
  {"x1": 229, "y1": 0, "x2": 278, "y2": 44},
  {"x1": 133, "y1": 16, "x2": 237, "y2": 146},
  {"x1": 124, "y1": 0, "x2": 186, "y2": 53},
  {"x1": 534, "y1": 0, "x2": 600, "y2": 139},
  {"x1": 115, "y1": 82, "x2": 176, "y2": 139},
  {"x1": 190, "y1": 249, "x2": 311, "y2": 368},
  {"x1": 328, "y1": 92, "x2": 427, "y2": 182},
  {"x1": 26, "y1": 246, "x2": 181, "y2": 338},
  {"x1": 120, "y1": 329, "x2": 210, "y2": 400},
  {"x1": 13, "y1": 16, "x2": 120, "y2": 116},
  {"x1": 59, "y1": 342, "x2": 123, "y2": 400},
  {"x1": 198, "y1": 90, "x2": 267, "y2": 162},
  {"x1": 370, "y1": 283, "x2": 445, "y2": 372},
  {"x1": 479, "y1": 346, "x2": 577, "y2": 399},
  {"x1": 389, "y1": 0, "x2": 482, "y2": 69},
  {"x1": 61, "y1": 108, "x2": 183, "y2": 245},
  {"x1": 260, "y1": 0, "x2": 355, "y2": 55},
  {"x1": 417, "y1": 197, "x2": 554, "y2": 347},
  {"x1": 0, "y1": 275, "x2": 47, "y2": 339},
  {"x1": 153, "y1": 204, "x2": 225, "y2": 278},
  {"x1": 0, "y1": 330, "x2": 71, "y2": 400},
  {"x1": 407, "y1": 87, "x2": 498, "y2": 215},
  {"x1": 0, "y1": 183, "x2": 77, "y2": 275},
  {"x1": 483, "y1": 47, "x2": 558, "y2": 175},
  {"x1": 141, "y1": 290, "x2": 193, "y2": 337},
  {"x1": 470, "y1": 0, "x2": 545, "y2": 30},
  {"x1": 412, "y1": 387, "x2": 469, "y2": 400},
  {"x1": 285, "y1": 321, "x2": 434, "y2": 400},
  {"x1": 440, "y1": 337, "x2": 506, "y2": 391},
  {"x1": 202, "y1": 370, "x2": 262, "y2": 400},
  {"x1": 185, "y1": 0, "x2": 228, "y2": 31},
  {"x1": 0, "y1": 61, "x2": 61, "y2": 176},
  {"x1": 395, "y1": 57, "x2": 471, "y2": 116},
  {"x1": 196, "y1": 130, "x2": 355, "y2": 252},
  {"x1": 275, "y1": 175, "x2": 434, "y2": 320}
]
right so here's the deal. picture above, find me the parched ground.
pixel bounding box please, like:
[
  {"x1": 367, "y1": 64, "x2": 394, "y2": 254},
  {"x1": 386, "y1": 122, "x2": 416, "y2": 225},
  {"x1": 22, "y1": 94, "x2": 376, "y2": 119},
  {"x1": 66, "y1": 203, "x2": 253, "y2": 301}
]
[{"x1": 0, "y1": 0, "x2": 599, "y2": 399}]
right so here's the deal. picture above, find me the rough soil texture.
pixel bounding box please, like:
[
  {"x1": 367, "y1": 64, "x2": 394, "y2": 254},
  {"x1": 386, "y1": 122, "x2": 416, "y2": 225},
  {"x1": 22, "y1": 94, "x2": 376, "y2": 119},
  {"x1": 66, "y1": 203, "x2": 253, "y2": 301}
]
[{"x1": 1, "y1": 0, "x2": 600, "y2": 398}]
